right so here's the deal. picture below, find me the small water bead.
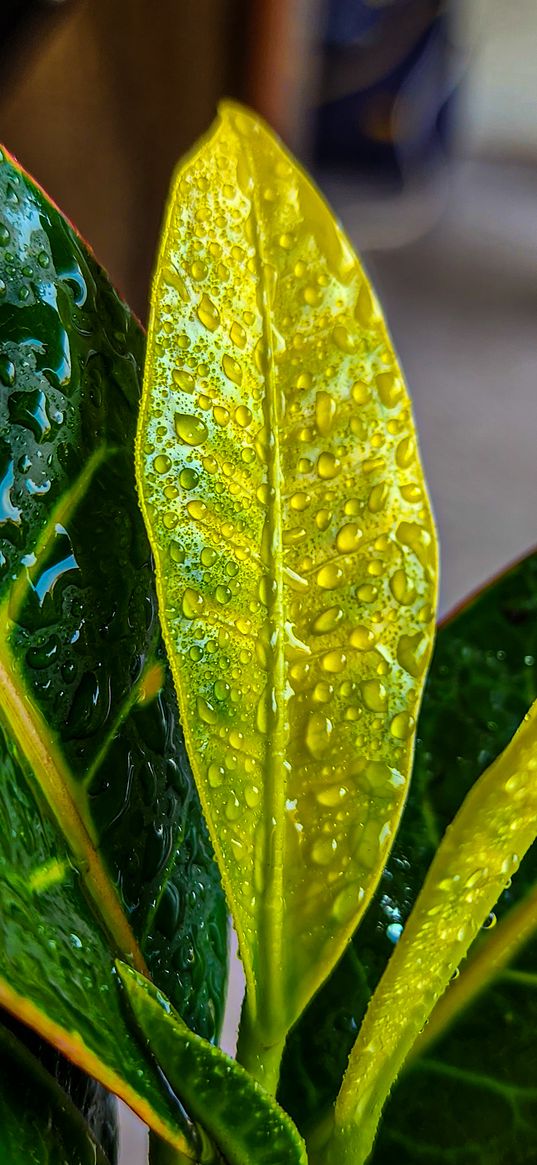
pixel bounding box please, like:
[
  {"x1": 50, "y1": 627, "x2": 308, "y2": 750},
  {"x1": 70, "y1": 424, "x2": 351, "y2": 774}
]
[
  {"x1": 0, "y1": 224, "x2": 9, "y2": 246},
  {"x1": 152, "y1": 451, "x2": 172, "y2": 475},
  {"x1": 312, "y1": 606, "x2": 343, "y2": 635},
  {"x1": 361, "y1": 679, "x2": 388, "y2": 712},
  {"x1": 397, "y1": 631, "x2": 427, "y2": 677},
  {"x1": 317, "y1": 452, "x2": 340, "y2": 479},
  {"x1": 203, "y1": 456, "x2": 218, "y2": 474},
  {"x1": 170, "y1": 543, "x2": 184, "y2": 563},
  {"x1": 306, "y1": 711, "x2": 333, "y2": 757},
  {"x1": 182, "y1": 588, "x2": 204, "y2": 618},
  {"x1": 316, "y1": 391, "x2": 337, "y2": 435},
  {"x1": 0, "y1": 355, "x2": 16, "y2": 387},
  {"x1": 317, "y1": 562, "x2": 343, "y2": 589},
  {"x1": 322, "y1": 650, "x2": 347, "y2": 674},
  {"x1": 397, "y1": 521, "x2": 435, "y2": 570},
  {"x1": 344, "y1": 498, "x2": 361, "y2": 516},
  {"x1": 355, "y1": 283, "x2": 375, "y2": 326},
  {"x1": 336, "y1": 522, "x2": 362, "y2": 554},
  {"x1": 357, "y1": 583, "x2": 377, "y2": 603},
  {"x1": 290, "y1": 492, "x2": 310, "y2": 512},
  {"x1": 174, "y1": 412, "x2": 208, "y2": 445},
  {"x1": 163, "y1": 512, "x2": 177, "y2": 529},
  {"x1": 221, "y1": 353, "x2": 242, "y2": 386},
  {"x1": 164, "y1": 483, "x2": 178, "y2": 500},
  {"x1": 368, "y1": 482, "x2": 389, "y2": 513},
  {"x1": 212, "y1": 407, "x2": 230, "y2": 429},
  {"x1": 350, "y1": 625, "x2": 376, "y2": 650},
  {"x1": 313, "y1": 681, "x2": 333, "y2": 703},
  {"x1": 386, "y1": 922, "x2": 403, "y2": 944},
  {"x1": 311, "y1": 837, "x2": 338, "y2": 865},
  {"x1": 198, "y1": 394, "x2": 211, "y2": 410},
  {"x1": 197, "y1": 294, "x2": 220, "y2": 331},
  {"x1": 376, "y1": 371, "x2": 403, "y2": 409},
  {"x1": 315, "y1": 508, "x2": 332, "y2": 531},
  {"x1": 390, "y1": 568, "x2": 415, "y2": 605},
  {"x1": 332, "y1": 883, "x2": 362, "y2": 924},
  {"x1": 187, "y1": 499, "x2": 208, "y2": 521},
  {"x1": 483, "y1": 912, "x2": 497, "y2": 930},
  {"x1": 390, "y1": 711, "x2": 415, "y2": 740},
  {"x1": 190, "y1": 260, "x2": 207, "y2": 280},
  {"x1": 235, "y1": 404, "x2": 252, "y2": 428},
  {"x1": 368, "y1": 560, "x2": 384, "y2": 578},
  {"x1": 208, "y1": 763, "x2": 225, "y2": 788},
  {"x1": 401, "y1": 483, "x2": 422, "y2": 504},
  {"x1": 304, "y1": 285, "x2": 320, "y2": 306},
  {"x1": 317, "y1": 785, "x2": 348, "y2": 808},
  {"x1": 172, "y1": 369, "x2": 195, "y2": 393},
  {"x1": 214, "y1": 680, "x2": 230, "y2": 701},
  {"x1": 189, "y1": 645, "x2": 203, "y2": 662},
  {"x1": 363, "y1": 457, "x2": 384, "y2": 477},
  {"x1": 197, "y1": 697, "x2": 218, "y2": 725},
  {"x1": 245, "y1": 784, "x2": 260, "y2": 808}
]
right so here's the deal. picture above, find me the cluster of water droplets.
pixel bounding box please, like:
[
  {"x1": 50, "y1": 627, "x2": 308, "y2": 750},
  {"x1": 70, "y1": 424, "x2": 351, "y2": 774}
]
[
  {"x1": 0, "y1": 149, "x2": 226, "y2": 1036},
  {"x1": 140, "y1": 106, "x2": 437, "y2": 997}
]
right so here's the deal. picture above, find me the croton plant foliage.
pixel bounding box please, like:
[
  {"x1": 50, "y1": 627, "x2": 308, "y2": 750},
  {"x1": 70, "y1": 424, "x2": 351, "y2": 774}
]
[{"x1": 0, "y1": 102, "x2": 536, "y2": 1165}]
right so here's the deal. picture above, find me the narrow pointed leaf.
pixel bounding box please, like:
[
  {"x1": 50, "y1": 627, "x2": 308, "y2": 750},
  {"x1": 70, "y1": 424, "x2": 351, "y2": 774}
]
[
  {"x1": 280, "y1": 547, "x2": 537, "y2": 1148},
  {"x1": 136, "y1": 101, "x2": 437, "y2": 1057},
  {"x1": 117, "y1": 962, "x2": 308, "y2": 1165},
  {"x1": 0, "y1": 1020, "x2": 111, "y2": 1165},
  {"x1": 325, "y1": 695, "x2": 537, "y2": 1165}
]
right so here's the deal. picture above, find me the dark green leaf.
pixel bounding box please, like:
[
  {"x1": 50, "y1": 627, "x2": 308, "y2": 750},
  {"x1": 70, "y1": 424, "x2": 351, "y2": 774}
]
[
  {"x1": 280, "y1": 548, "x2": 537, "y2": 1163},
  {"x1": 0, "y1": 145, "x2": 226, "y2": 1150},
  {"x1": 0, "y1": 1019, "x2": 110, "y2": 1165}
]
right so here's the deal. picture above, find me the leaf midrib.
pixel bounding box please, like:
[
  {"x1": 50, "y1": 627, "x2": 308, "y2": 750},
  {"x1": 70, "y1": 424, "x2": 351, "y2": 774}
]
[{"x1": 248, "y1": 134, "x2": 287, "y2": 1041}]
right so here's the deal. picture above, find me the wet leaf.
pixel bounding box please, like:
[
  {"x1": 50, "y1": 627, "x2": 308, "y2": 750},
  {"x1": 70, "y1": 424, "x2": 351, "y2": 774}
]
[
  {"x1": 136, "y1": 101, "x2": 437, "y2": 1077},
  {"x1": 118, "y1": 962, "x2": 308, "y2": 1165},
  {"x1": 280, "y1": 548, "x2": 537, "y2": 1157},
  {"x1": 0, "y1": 1019, "x2": 111, "y2": 1165},
  {"x1": 0, "y1": 145, "x2": 228, "y2": 1152},
  {"x1": 324, "y1": 684, "x2": 537, "y2": 1163}
]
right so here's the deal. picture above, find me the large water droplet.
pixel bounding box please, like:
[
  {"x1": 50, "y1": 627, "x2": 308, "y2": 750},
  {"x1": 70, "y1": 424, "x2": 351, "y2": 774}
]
[
  {"x1": 197, "y1": 293, "x2": 220, "y2": 331},
  {"x1": 361, "y1": 679, "x2": 388, "y2": 712},
  {"x1": 306, "y1": 711, "x2": 333, "y2": 757},
  {"x1": 312, "y1": 606, "x2": 343, "y2": 635},
  {"x1": 174, "y1": 412, "x2": 208, "y2": 445}
]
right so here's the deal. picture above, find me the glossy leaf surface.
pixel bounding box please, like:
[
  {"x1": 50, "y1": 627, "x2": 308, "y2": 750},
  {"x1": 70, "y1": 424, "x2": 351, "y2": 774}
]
[
  {"x1": 0, "y1": 1020, "x2": 110, "y2": 1165},
  {"x1": 280, "y1": 549, "x2": 537, "y2": 1163},
  {"x1": 118, "y1": 962, "x2": 308, "y2": 1165},
  {"x1": 0, "y1": 142, "x2": 226, "y2": 1043},
  {"x1": 0, "y1": 145, "x2": 229, "y2": 1153},
  {"x1": 137, "y1": 101, "x2": 437, "y2": 1056}
]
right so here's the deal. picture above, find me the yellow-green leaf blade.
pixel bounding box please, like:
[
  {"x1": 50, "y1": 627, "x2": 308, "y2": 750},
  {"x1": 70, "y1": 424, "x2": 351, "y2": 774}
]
[
  {"x1": 137, "y1": 102, "x2": 437, "y2": 1050},
  {"x1": 325, "y1": 700, "x2": 537, "y2": 1165}
]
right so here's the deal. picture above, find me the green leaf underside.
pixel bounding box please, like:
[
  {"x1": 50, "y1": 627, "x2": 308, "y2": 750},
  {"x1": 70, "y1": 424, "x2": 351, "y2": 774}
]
[
  {"x1": 280, "y1": 548, "x2": 537, "y2": 1162},
  {"x1": 0, "y1": 147, "x2": 230, "y2": 1148},
  {"x1": 137, "y1": 101, "x2": 437, "y2": 1050},
  {"x1": 118, "y1": 962, "x2": 308, "y2": 1165},
  {"x1": 0, "y1": 1019, "x2": 110, "y2": 1165}
]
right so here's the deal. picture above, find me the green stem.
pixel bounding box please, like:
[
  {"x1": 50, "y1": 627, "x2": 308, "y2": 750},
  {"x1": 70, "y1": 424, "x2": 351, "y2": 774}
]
[{"x1": 235, "y1": 999, "x2": 286, "y2": 1096}]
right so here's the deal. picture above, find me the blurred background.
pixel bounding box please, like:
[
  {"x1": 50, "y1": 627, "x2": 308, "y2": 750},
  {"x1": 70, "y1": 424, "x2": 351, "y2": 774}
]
[{"x1": 1, "y1": 0, "x2": 535, "y2": 1159}]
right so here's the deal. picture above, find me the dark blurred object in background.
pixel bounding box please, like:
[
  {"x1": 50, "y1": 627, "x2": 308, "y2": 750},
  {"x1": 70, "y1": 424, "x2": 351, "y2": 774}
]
[{"x1": 315, "y1": 0, "x2": 456, "y2": 185}]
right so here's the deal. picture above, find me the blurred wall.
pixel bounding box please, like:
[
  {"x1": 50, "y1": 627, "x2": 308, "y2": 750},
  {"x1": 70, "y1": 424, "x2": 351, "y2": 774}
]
[{"x1": 0, "y1": 0, "x2": 248, "y2": 319}]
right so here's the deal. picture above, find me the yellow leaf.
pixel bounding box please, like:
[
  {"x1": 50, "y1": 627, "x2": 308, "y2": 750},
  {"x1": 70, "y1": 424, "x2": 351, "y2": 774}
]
[{"x1": 136, "y1": 101, "x2": 438, "y2": 1085}]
